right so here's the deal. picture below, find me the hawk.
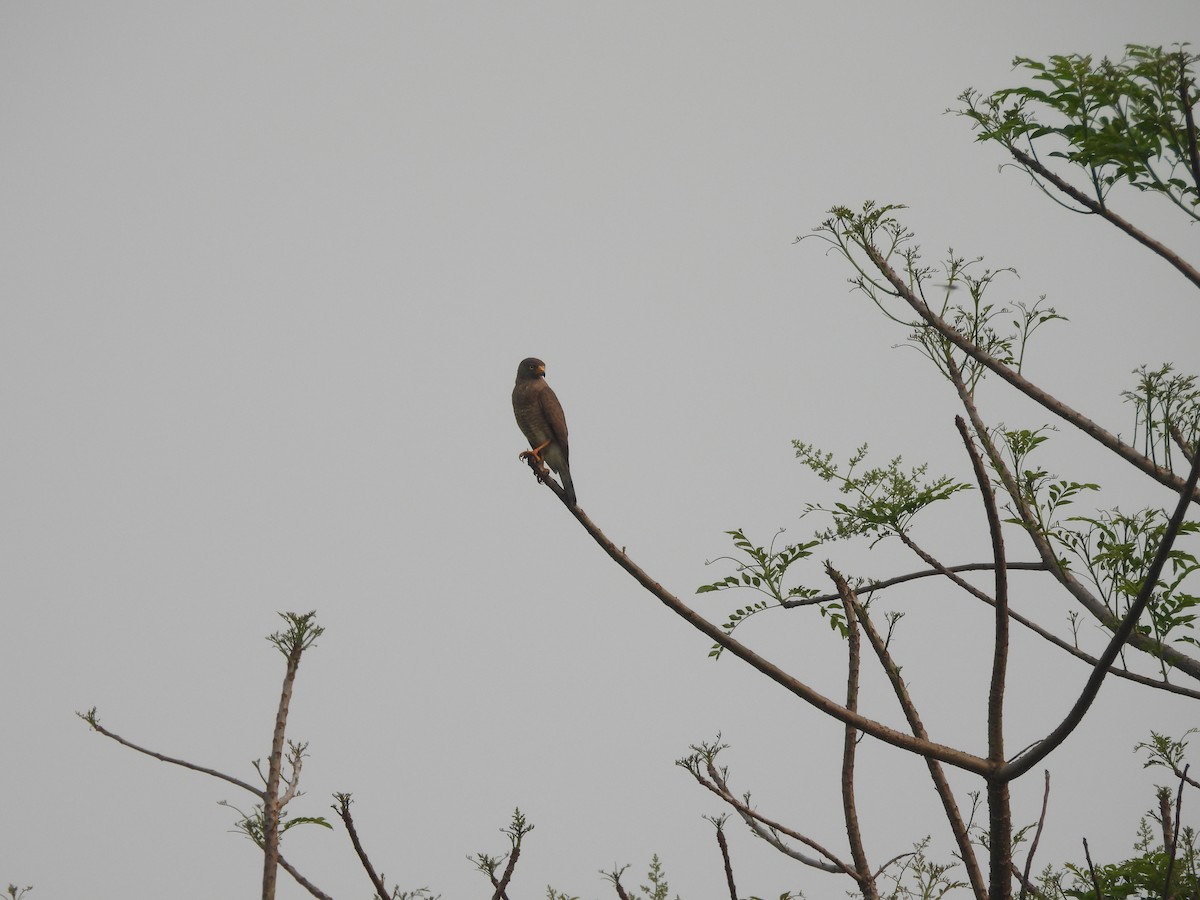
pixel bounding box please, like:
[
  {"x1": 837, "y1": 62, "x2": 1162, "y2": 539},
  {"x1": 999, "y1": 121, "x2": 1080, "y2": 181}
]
[{"x1": 512, "y1": 357, "x2": 576, "y2": 507}]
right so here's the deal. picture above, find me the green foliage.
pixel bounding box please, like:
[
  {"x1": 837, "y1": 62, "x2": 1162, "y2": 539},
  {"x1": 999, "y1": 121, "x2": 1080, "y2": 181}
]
[
  {"x1": 794, "y1": 442, "x2": 972, "y2": 543},
  {"x1": 995, "y1": 426, "x2": 1101, "y2": 552},
  {"x1": 267, "y1": 610, "x2": 323, "y2": 657},
  {"x1": 698, "y1": 528, "x2": 820, "y2": 658},
  {"x1": 1059, "y1": 509, "x2": 1200, "y2": 657},
  {"x1": 4, "y1": 886, "x2": 33, "y2": 900},
  {"x1": 1061, "y1": 821, "x2": 1199, "y2": 899},
  {"x1": 601, "y1": 856, "x2": 680, "y2": 900},
  {"x1": 1136, "y1": 728, "x2": 1199, "y2": 774},
  {"x1": 806, "y1": 203, "x2": 1066, "y2": 392},
  {"x1": 868, "y1": 837, "x2": 968, "y2": 900},
  {"x1": 959, "y1": 44, "x2": 1200, "y2": 218},
  {"x1": 1123, "y1": 363, "x2": 1200, "y2": 470}
]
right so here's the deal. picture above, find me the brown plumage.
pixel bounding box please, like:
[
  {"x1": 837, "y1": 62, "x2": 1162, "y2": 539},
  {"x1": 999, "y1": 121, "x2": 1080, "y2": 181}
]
[{"x1": 512, "y1": 357, "x2": 575, "y2": 506}]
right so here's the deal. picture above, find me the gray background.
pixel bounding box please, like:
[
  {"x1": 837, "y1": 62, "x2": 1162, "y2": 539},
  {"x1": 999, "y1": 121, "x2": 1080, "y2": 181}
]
[{"x1": 3, "y1": 3, "x2": 1198, "y2": 897}]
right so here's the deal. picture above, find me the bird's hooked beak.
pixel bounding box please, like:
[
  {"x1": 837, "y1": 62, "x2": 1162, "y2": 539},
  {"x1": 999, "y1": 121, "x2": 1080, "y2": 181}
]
[{"x1": 536, "y1": 364, "x2": 546, "y2": 376}]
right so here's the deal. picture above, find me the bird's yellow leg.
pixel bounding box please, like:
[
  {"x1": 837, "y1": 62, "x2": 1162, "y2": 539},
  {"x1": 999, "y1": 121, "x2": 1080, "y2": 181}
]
[{"x1": 519, "y1": 439, "x2": 551, "y2": 463}]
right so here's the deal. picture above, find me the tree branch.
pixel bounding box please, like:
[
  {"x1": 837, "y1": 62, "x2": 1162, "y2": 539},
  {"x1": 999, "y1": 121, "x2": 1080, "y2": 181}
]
[
  {"x1": 858, "y1": 240, "x2": 1200, "y2": 504},
  {"x1": 1004, "y1": 145, "x2": 1200, "y2": 294},
  {"x1": 78, "y1": 709, "x2": 263, "y2": 797},
  {"x1": 333, "y1": 794, "x2": 391, "y2": 900},
  {"x1": 1001, "y1": 446, "x2": 1200, "y2": 780},
  {"x1": 947, "y1": 361, "x2": 1200, "y2": 683},
  {"x1": 835, "y1": 568, "x2": 879, "y2": 900},
  {"x1": 786, "y1": 562, "x2": 1049, "y2": 607},
  {"x1": 835, "y1": 582, "x2": 989, "y2": 900},
  {"x1": 552, "y1": 497, "x2": 994, "y2": 775}
]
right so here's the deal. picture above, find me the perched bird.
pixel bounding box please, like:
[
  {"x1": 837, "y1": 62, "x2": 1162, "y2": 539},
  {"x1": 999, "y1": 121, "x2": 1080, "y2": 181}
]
[{"x1": 512, "y1": 357, "x2": 576, "y2": 506}]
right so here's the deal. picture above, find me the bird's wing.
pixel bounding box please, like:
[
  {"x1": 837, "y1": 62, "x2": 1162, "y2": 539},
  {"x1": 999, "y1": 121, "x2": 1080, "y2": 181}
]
[{"x1": 539, "y1": 385, "x2": 569, "y2": 458}]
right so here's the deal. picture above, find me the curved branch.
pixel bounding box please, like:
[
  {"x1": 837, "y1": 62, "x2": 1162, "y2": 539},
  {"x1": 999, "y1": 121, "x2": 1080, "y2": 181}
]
[
  {"x1": 1001, "y1": 446, "x2": 1200, "y2": 780},
  {"x1": 787, "y1": 562, "x2": 1048, "y2": 607},
  {"x1": 947, "y1": 362, "x2": 1200, "y2": 683},
  {"x1": 893, "y1": 535, "x2": 1200, "y2": 700},
  {"x1": 549, "y1": 494, "x2": 994, "y2": 776},
  {"x1": 954, "y1": 415, "x2": 1009, "y2": 769},
  {"x1": 694, "y1": 761, "x2": 851, "y2": 875},
  {"x1": 837, "y1": 570, "x2": 879, "y2": 900},
  {"x1": 858, "y1": 241, "x2": 1200, "y2": 505},
  {"x1": 1005, "y1": 145, "x2": 1200, "y2": 294},
  {"x1": 831, "y1": 575, "x2": 988, "y2": 900},
  {"x1": 79, "y1": 711, "x2": 263, "y2": 798}
]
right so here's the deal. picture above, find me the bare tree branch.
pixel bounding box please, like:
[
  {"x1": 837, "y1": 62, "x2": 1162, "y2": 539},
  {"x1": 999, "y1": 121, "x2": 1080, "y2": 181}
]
[
  {"x1": 1018, "y1": 772, "x2": 1051, "y2": 900},
  {"x1": 548, "y1": 496, "x2": 994, "y2": 775},
  {"x1": 858, "y1": 239, "x2": 1200, "y2": 503},
  {"x1": 333, "y1": 794, "x2": 391, "y2": 900},
  {"x1": 787, "y1": 562, "x2": 1048, "y2": 607},
  {"x1": 842, "y1": 589, "x2": 989, "y2": 900},
  {"x1": 78, "y1": 709, "x2": 263, "y2": 797},
  {"x1": 1004, "y1": 144, "x2": 1200, "y2": 294},
  {"x1": 689, "y1": 757, "x2": 851, "y2": 875},
  {"x1": 278, "y1": 853, "x2": 335, "y2": 900},
  {"x1": 835, "y1": 569, "x2": 879, "y2": 900}
]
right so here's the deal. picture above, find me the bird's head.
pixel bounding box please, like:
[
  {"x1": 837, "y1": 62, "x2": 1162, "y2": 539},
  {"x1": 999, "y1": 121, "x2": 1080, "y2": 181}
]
[{"x1": 516, "y1": 357, "x2": 546, "y2": 381}]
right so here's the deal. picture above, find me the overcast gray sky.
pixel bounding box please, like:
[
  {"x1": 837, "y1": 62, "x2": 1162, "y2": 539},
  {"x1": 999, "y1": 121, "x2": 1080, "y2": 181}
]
[{"x1": 3, "y1": 3, "x2": 1199, "y2": 898}]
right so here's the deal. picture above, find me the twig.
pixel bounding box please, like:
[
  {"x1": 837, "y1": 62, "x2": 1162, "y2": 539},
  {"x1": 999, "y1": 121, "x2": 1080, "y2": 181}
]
[
  {"x1": 859, "y1": 239, "x2": 1200, "y2": 502},
  {"x1": 841, "y1": 588, "x2": 988, "y2": 900},
  {"x1": 1082, "y1": 837, "x2": 1105, "y2": 900},
  {"x1": 1162, "y1": 764, "x2": 1189, "y2": 900},
  {"x1": 712, "y1": 820, "x2": 738, "y2": 900},
  {"x1": 694, "y1": 760, "x2": 850, "y2": 874},
  {"x1": 786, "y1": 561, "x2": 1048, "y2": 607},
  {"x1": 78, "y1": 710, "x2": 263, "y2": 798},
  {"x1": 954, "y1": 414, "x2": 1009, "y2": 770},
  {"x1": 1018, "y1": 772, "x2": 1051, "y2": 900},
  {"x1": 834, "y1": 570, "x2": 879, "y2": 900},
  {"x1": 278, "y1": 852, "x2": 335, "y2": 900},
  {"x1": 893, "y1": 535, "x2": 1200, "y2": 700},
  {"x1": 333, "y1": 794, "x2": 391, "y2": 900},
  {"x1": 1005, "y1": 145, "x2": 1200, "y2": 294},
  {"x1": 1177, "y1": 53, "x2": 1200, "y2": 197}
]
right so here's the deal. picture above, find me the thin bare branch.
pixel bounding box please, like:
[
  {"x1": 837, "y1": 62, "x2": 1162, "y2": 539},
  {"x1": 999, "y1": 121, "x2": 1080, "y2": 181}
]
[
  {"x1": 954, "y1": 414, "x2": 1009, "y2": 770},
  {"x1": 714, "y1": 821, "x2": 738, "y2": 900},
  {"x1": 1082, "y1": 838, "x2": 1105, "y2": 900},
  {"x1": 1179, "y1": 54, "x2": 1200, "y2": 194},
  {"x1": 694, "y1": 760, "x2": 851, "y2": 875},
  {"x1": 843, "y1": 589, "x2": 989, "y2": 900},
  {"x1": 278, "y1": 853, "x2": 334, "y2": 900},
  {"x1": 78, "y1": 710, "x2": 263, "y2": 798},
  {"x1": 1018, "y1": 772, "x2": 1051, "y2": 900},
  {"x1": 333, "y1": 794, "x2": 391, "y2": 900},
  {"x1": 1005, "y1": 145, "x2": 1200, "y2": 294},
  {"x1": 786, "y1": 562, "x2": 1048, "y2": 607},
  {"x1": 835, "y1": 568, "x2": 879, "y2": 900},
  {"x1": 858, "y1": 240, "x2": 1200, "y2": 503},
  {"x1": 894, "y1": 536, "x2": 1200, "y2": 700},
  {"x1": 555, "y1": 500, "x2": 993, "y2": 775}
]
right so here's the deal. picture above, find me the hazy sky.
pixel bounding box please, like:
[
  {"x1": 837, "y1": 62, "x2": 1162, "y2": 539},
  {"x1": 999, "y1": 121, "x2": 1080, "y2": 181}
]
[{"x1": 3, "y1": 3, "x2": 1199, "y2": 898}]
